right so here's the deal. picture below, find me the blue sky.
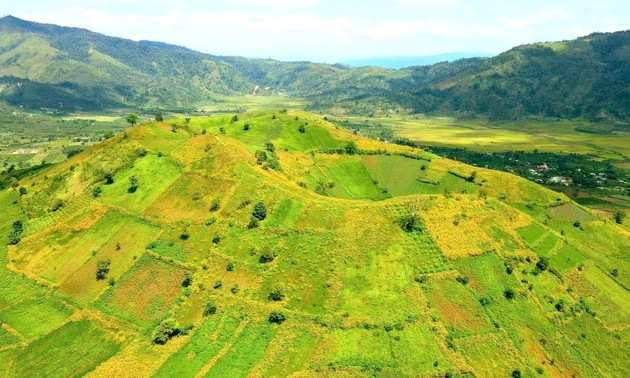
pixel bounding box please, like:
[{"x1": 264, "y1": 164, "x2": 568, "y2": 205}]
[{"x1": 4, "y1": 0, "x2": 629, "y2": 63}]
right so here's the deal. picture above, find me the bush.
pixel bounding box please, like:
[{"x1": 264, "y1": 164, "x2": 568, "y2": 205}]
[
  {"x1": 51, "y1": 198, "x2": 64, "y2": 212},
  {"x1": 504, "y1": 289, "x2": 516, "y2": 300},
  {"x1": 96, "y1": 259, "x2": 111, "y2": 280},
  {"x1": 104, "y1": 172, "x2": 114, "y2": 184},
  {"x1": 298, "y1": 125, "x2": 306, "y2": 133},
  {"x1": 128, "y1": 175, "x2": 138, "y2": 193},
  {"x1": 268, "y1": 288, "x2": 285, "y2": 301},
  {"x1": 536, "y1": 257, "x2": 549, "y2": 272},
  {"x1": 92, "y1": 187, "x2": 102, "y2": 198},
  {"x1": 209, "y1": 199, "x2": 220, "y2": 212},
  {"x1": 252, "y1": 202, "x2": 267, "y2": 220},
  {"x1": 182, "y1": 273, "x2": 193, "y2": 287},
  {"x1": 243, "y1": 124, "x2": 250, "y2": 131},
  {"x1": 226, "y1": 262, "x2": 235, "y2": 271},
  {"x1": 265, "y1": 142, "x2": 275, "y2": 152},
  {"x1": 479, "y1": 297, "x2": 491, "y2": 306},
  {"x1": 614, "y1": 209, "x2": 626, "y2": 224},
  {"x1": 155, "y1": 112, "x2": 164, "y2": 122},
  {"x1": 344, "y1": 142, "x2": 358, "y2": 155},
  {"x1": 268, "y1": 311, "x2": 286, "y2": 324},
  {"x1": 214, "y1": 280, "x2": 223, "y2": 289},
  {"x1": 203, "y1": 302, "x2": 217, "y2": 316},
  {"x1": 397, "y1": 214, "x2": 420, "y2": 232},
  {"x1": 152, "y1": 318, "x2": 182, "y2": 345},
  {"x1": 259, "y1": 251, "x2": 275, "y2": 263},
  {"x1": 8, "y1": 220, "x2": 24, "y2": 245},
  {"x1": 247, "y1": 217, "x2": 259, "y2": 229},
  {"x1": 18, "y1": 187, "x2": 27, "y2": 196},
  {"x1": 255, "y1": 150, "x2": 268, "y2": 165}
]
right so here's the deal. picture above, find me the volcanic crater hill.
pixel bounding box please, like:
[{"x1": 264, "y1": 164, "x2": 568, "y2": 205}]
[{"x1": 0, "y1": 110, "x2": 629, "y2": 377}]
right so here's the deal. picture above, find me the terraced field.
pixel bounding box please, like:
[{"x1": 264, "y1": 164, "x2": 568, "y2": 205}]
[{"x1": 1, "y1": 110, "x2": 628, "y2": 377}]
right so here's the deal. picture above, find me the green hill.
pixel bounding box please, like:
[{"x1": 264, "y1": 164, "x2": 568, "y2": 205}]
[
  {"x1": 2, "y1": 16, "x2": 630, "y2": 123},
  {"x1": 1, "y1": 110, "x2": 628, "y2": 377}
]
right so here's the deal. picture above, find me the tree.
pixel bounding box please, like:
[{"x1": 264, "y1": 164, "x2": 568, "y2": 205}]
[
  {"x1": 298, "y1": 125, "x2": 306, "y2": 133},
  {"x1": 10, "y1": 177, "x2": 18, "y2": 190},
  {"x1": 104, "y1": 172, "x2": 115, "y2": 185},
  {"x1": 243, "y1": 124, "x2": 250, "y2": 131},
  {"x1": 128, "y1": 175, "x2": 138, "y2": 193},
  {"x1": 203, "y1": 302, "x2": 217, "y2": 316},
  {"x1": 152, "y1": 318, "x2": 182, "y2": 345},
  {"x1": 255, "y1": 150, "x2": 268, "y2": 165},
  {"x1": 126, "y1": 113, "x2": 139, "y2": 127},
  {"x1": 252, "y1": 202, "x2": 267, "y2": 220},
  {"x1": 614, "y1": 209, "x2": 626, "y2": 224},
  {"x1": 344, "y1": 141, "x2": 358, "y2": 155},
  {"x1": 155, "y1": 112, "x2": 164, "y2": 122},
  {"x1": 259, "y1": 250, "x2": 275, "y2": 263},
  {"x1": 468, "y1": 170, "x2": 477, "y2": 182},
  {"x1": 247, "y1": 217, "x2": 259, "y2": 229},
  {"x1": 8, "y1": 220, "x2": 24, "y2": 245},
  {"x1": 182, "y1": 272, "x2": 193, "y2": 287},
  {"x1": 265, "y1": 142, "x2": 275, "y2": 153},
  {"x1": 96, "y1": 259, "x2": 111, "y2": 280},
  {"x1": 268, "y1": 311, "x2": 286, "y2": 324},
  {"x1": 230, "y1": 115, "x2": 239, "y2": 123},
  {"x1": 504, "y1": 289, "x2": 516, "y2": 300},
  {"x1": 268, "y1": 288, "x2": 285, "y2": 302},
  {"x1": 18, "y1": 187, "x2": 27, "y2": 196}
]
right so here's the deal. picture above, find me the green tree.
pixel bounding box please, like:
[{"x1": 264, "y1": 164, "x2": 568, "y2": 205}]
[
  {"x1": 152, "y1": 318, "x2": 182, "y2": 345},
  {"x1": 10, "y1": 177, "x2": 19, "y2": 190},
  {"x1": 255, "y1": 150, "x2": 268, "y2": 165},
  {"x1": 345, "y1": 141, "x2": 358, "y2": 155},
  {"x1": 614, "y1": 209, "x2": 626, "y2": 224},
  {"x1": 96, "y1": 259, "x2": 111, "y2": 280},
  {"x1": 203, "y1": 302, "x2": 217, "y2": 316},
  {"x1": 252, "y1": 202, "x2": 267, "y2": 220},
  {"x1": 126, "y1": 113, "x2": 139, "y2": 127},
  {"x1": 298, "y1": 125, "x2": 306, "y2": 133},
  {"x1": 18, "y1": 187, "x2": 27, "y2": 196},
  {"x1": 8, "y1": 220, "x2": 24, "y2": 245},
  {"x1": 128, "y1": 175, "x2": 138, "y2": 193},
  {"x1": 268, "y1": 288, "x2": 285, "y2": 301},
  {"x1": 243, "y1": 124, "x2": 250, "y2": 131},
  {"x1": 268, "y1": 311, "x2": 286, "y2": 324},
  {"x1": 155, "y1": 112, "x2": 164, "y2": 122}
]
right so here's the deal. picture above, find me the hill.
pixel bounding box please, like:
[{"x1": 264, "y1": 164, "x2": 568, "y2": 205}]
[
  {"x1": 1, "y1": 110, "x2": 628, "y2": 376},
  {"x1": 2, "y1": 16, "x2": 630, "y2": 122}
]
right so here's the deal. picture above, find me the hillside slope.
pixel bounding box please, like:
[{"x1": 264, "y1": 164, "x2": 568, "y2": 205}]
[
  {"x1": 2, "y1": 16, "x2": 630, "y2": 122},
  {"x1": 1, "y1": 111, "x2": 628, "y2": 377}
]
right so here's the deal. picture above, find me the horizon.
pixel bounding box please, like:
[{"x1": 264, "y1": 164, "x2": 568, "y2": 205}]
[{"x1": 3, "y1": 1, "x2": 629, "y2": 64}]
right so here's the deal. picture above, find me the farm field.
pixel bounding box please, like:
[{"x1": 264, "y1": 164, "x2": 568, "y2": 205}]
[{"x1": 0, "y1": 109, "x2": 628, "y2": 377}]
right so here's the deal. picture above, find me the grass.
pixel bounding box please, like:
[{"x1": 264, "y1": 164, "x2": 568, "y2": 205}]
[
  {"x1": 95, "y1": 254, "x2": 187, "y2": 329},
  {"x1": 154, "y1": 314, "x2": 243, "y2": 378},
  {"x1": 0, "y1": 319, "x2": 120, "y2": 378},
  {"x1": 0, "y1": 109, "x2": 628, "y2": 377},
  {"x1": 0, "y1": 298, "x2": 72, "y2": 338}
]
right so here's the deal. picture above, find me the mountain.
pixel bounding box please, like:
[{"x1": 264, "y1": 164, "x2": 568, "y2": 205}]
[
  {"x1": 2, "y1": 16, "x2": 630, "y2": 122},
  {"x1": 341, "y1": 52, "x2": 493, "y2": 69},
  {"x1": 1, "y1": 110, "x2": 629, "y2": 376}
]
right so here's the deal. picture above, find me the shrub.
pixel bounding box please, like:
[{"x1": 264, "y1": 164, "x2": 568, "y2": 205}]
[
  {"x1": 504, "y1": 289, "x2": 516, "y2": 300},
  {"x1": 255, "y1": 150, "x2": 268, "y2": 165},
  {"x1": 226, "y1": 262, "x2": 235, "y2": 271},
  {"x1": 92, "y1": 187, "x2": 102, "y2": 198},
  {"x1": 155, "y1": 112, "x2": 164, "y2": 122},
  {"x1": 205, "y1": 217, "x2": 217, "y2": 226},
  {"x1": 614, "y1": 209, "x2": 626, "y2": 224},
  {"x1": 104, "y1": 172, "x2": 114, "y2": 184},
  {"x1": 128, "y1": 175, "x2": 138, "y2": 193},
  {"x1": 298, "y1": 125, "x2": 306, "y2": 133},
  {"x1": 214, "y1": 280, "x2": 223, "y2": 289},
  {"x1": 456, "y1": 276, "x2": 469, "y2": 285},
  {"x1": 252, "y1": 202, "x2": 267, "y2": 220},
  {"x1": 259, "y1": 251, "x2": 275, "y2": 263},
  {"x1": 265, "y1": 142, "x2": 275, "y2": 152},
  {"x1": 96, "y1": 259, "x2": 111, "y2": 280},
  {"x1": 536, "y1": 257, "x2": 549, "y2": 272},
  {"x1": 268, "y1": 288, "x2": 285, "y2": 301},
  {"x1": 344, "y1": 142, "x2": 358, "y2": 155},
  {"x1": 209, "y1": 199, "x2": 220, "y2": 212},
  {"x1": 212, "y1": 235, "x2": 221, "y2": 244},
  {"x1": 8, "y1": 220, "x2": 24, "y2": 245},
  {"x1": 268, "y1": 311, "x2": 286, "y2": 324},
  {"x1": 51, "y1": 198, "x2": 64, "y2": 212},
  {"x1": 152, "y1": 318, "x2": 182, "y2": 345},
  {"x1": 243, "y1": 124, "x2": 250, "y2": 131},
  {"x1": 398, "y1": 214, "x2": 420, "y2": 232},
  {"x1": 231, "y1": 284, "x2": 239, "y2": 294},
  {"x1": 247, "y1": 217, "x2": 259, "y2": 229},
  {"x1": 479, "y1": 297, "x2": 491, "y2": 306},
  {"x1": 182, "y1": 273, "x2": 193, "y2": 287},
  {"x1": 203, "y1": 302, "x2": 217, "y2": 316},
  {"x1": 18, "y1": 187, "x2": 27, "y2": 196}
]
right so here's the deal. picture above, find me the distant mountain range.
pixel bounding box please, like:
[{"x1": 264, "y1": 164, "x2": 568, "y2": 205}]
[
  {"x1": 341, "y1": 53, "x2": 494, "y2": 69},
  {"x1": 1, "y1": 15, "x2": 630, "y2": 122}
]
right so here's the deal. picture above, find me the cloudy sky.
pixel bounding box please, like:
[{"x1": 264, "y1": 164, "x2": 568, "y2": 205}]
[{"x1": 4, "y1": 0, "x2": 629, "y2": 63}]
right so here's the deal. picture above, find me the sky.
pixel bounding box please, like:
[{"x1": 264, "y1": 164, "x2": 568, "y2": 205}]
[{"x1": 4, "y1": 0, "x2": 629, "y2": 63}]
